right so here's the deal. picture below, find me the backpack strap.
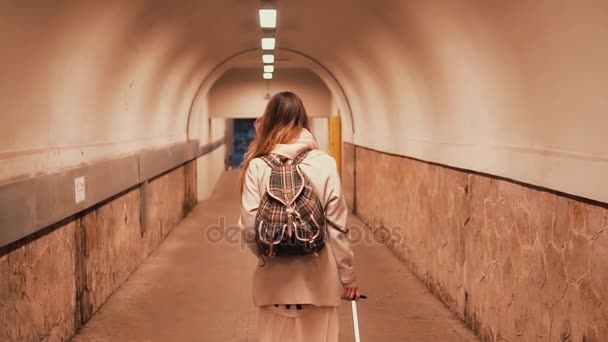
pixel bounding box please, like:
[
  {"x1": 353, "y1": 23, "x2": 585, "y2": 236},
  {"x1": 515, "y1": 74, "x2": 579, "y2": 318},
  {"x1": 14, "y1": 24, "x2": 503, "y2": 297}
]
[
  {"x1": 260, "y1": 150, "x2": 311, "y2": 168},
  {"x1": 259, "y1": 154, "x2": 283, "y2": 168},
  {"x1": 291, "y1": 150, "x2": 312, "y2": 166}
]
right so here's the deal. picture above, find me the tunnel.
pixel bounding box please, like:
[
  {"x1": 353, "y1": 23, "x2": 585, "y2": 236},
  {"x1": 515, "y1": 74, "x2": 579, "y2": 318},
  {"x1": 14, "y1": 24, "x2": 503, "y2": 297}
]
[{"x1": 1, "y1": 1, "x2": 607, "y2": 341}]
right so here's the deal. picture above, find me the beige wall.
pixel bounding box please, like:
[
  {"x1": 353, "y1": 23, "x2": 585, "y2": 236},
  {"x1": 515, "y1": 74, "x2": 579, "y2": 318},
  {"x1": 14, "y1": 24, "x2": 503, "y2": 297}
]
[
  {"x1": 197, "y1": 145, "x2": 227, "y2": 201},
  {"x1": 185, "y1": 94, "x2": 227, "y2": 207},
  {"x1": 309, "y1": 117, "x2": 329, "y2": 154},
  {"x1": 330, "y1": 96, "x2": 340, "y2": 118},
  {"x1": 208, "y1": 68, "x2": 332, "y2": 119},
  {"x1": 0, "y1": 2, "x2": 231, "y2": 184},
  {"x1": 196, "y1": 117, "x2": 226, "y2": 200}
]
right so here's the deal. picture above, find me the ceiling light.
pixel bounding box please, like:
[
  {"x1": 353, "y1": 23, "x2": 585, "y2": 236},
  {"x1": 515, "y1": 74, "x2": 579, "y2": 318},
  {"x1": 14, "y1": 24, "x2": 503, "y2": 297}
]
[
  {"x1": 259, "y1": 9, "x2": 277, "y2": 29},
  {"x1": 264, "y1": 65, "x2": 275, "y2": 73},
  {"x1": 261, "y1": 37, "x2": 276, "y2": 50},
  {"x1": 263, "y1": 73, "x2": 273, "y2": 80},
  {"x1": 262, "y1": 54, "x2": 274, "y2": 64}
]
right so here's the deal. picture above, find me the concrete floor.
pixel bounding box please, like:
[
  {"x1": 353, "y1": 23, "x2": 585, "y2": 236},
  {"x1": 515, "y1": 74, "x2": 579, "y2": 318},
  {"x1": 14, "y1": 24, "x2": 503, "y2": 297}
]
[{"x1": 73, "y1": 171, "x2": 478, "y2": 342}]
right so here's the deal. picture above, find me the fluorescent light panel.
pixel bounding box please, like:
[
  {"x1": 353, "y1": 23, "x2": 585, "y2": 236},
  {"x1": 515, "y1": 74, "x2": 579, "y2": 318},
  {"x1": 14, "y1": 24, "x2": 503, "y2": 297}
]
[
  {"x1": 261, "y1": 37, "x2": 276, "y2": 50},
  {"x1": 264, "y1": 65, "x2": 275, "y2": 73},
  {"x1": 263, "y1": 73, "x2": 273, "y2": 80},
  {"x1": 259, "y1": 9, "x2": 277, "y2": 29},
  {"x1": 262, "y1": 54, "x2": 274, "y2": 64}
]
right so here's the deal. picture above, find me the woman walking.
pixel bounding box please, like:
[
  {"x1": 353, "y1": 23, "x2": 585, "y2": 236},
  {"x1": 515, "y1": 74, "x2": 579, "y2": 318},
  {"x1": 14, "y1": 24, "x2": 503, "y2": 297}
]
[{"x1": 238, "y1": 91, "x2": 359, "y2": 342}]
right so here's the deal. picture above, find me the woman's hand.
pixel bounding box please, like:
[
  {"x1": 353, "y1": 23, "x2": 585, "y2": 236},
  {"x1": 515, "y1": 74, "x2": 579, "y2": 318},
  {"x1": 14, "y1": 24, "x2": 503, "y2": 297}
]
[{"x1": 342, "y1": 281, "x2": 360, "y2": 300}]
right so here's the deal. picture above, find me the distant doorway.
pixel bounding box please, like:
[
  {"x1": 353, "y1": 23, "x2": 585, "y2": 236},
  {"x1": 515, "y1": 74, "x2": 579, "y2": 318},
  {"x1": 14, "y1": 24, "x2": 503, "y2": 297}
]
[{"x1": 231, "y1": 118, "x2": 256, "y2": 168}]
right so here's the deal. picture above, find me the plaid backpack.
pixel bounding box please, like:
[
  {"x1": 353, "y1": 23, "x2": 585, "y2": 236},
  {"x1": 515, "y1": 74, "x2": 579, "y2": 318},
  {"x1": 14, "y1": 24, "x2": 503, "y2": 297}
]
[{"x1": 254, "y1": 150, "x2": 326, "y2": 258}]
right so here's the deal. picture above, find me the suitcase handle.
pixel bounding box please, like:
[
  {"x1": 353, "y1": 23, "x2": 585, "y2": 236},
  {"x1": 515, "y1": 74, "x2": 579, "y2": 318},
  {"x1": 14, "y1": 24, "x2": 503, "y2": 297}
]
[{"x1": 345, "y1": 294, "x2": 367, "y2": 301}]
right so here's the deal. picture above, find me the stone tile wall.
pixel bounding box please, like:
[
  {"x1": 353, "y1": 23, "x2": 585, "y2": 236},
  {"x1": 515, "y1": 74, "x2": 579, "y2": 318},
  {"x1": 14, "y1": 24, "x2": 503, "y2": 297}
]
[
  {"x1": 351, "y1": 144, "x2": 608, "y2": 341},
  {"x1": 0, "y1": 161, "x2": 197, "y2": 341}
]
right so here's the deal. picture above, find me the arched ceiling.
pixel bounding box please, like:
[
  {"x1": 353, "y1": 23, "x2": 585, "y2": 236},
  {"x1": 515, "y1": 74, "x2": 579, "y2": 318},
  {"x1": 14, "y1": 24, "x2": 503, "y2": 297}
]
[
  {"x1": 1, "y1": 0, "x2": 607, "y2": 202},
  {"x1": 187, "y1": 48, "x2": 355, "y2": 140}
]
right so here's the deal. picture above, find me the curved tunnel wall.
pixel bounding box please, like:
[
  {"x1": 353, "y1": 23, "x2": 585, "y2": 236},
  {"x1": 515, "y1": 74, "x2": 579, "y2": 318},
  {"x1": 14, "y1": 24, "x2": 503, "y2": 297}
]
[
  {"x1": 0, "y1": 1, "x2": 240, "y2": 183},
  {"x1": 277, "y1": 0, "x2": 608, "y2": 204}
]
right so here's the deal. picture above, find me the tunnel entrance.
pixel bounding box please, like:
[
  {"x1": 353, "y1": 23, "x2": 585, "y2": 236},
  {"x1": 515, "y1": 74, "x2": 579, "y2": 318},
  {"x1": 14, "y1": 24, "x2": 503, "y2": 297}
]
[{"x1": 231, "y1": 118, "x2": 256, "y2": 168}]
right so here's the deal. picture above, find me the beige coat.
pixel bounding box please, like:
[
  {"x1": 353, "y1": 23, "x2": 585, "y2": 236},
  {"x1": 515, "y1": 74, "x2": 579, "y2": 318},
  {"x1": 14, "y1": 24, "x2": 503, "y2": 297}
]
[{"x1": 238, "y1": 130, "x2": 356, "y2": 308}]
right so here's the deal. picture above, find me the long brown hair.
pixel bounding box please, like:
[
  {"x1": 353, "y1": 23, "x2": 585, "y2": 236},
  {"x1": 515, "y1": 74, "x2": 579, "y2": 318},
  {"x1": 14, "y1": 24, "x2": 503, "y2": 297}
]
[{"x1": 239, "y1": 91, "x2": 311, "y2": 192}]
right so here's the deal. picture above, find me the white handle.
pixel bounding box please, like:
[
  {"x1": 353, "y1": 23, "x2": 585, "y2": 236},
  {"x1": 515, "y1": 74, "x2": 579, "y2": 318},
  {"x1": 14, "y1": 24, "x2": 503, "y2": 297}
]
[{"x1": 351, "y1": 300, "x2": 361, "y2": 342}]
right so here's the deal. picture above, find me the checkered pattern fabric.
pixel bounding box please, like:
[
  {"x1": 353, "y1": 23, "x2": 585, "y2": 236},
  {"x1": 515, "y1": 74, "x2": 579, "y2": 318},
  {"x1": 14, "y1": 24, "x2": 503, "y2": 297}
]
[{"x1": 255, "y1": 150, "x2": 326, "y2": 257}]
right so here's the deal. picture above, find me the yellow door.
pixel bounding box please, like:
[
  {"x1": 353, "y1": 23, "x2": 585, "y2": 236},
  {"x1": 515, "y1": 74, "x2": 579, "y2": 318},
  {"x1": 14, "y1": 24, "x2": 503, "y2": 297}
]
[{"x1": 329, "y1": 115, "x2": 342, "y2": 175}]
